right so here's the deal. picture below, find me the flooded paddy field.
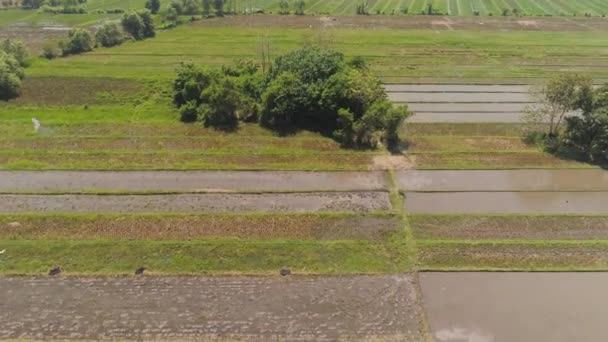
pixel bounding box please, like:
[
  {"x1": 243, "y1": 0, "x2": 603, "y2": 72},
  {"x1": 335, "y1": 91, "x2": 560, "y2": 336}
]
[
  {"x1": 0, "y1": 192, "x2": 391, "y2": 213},
  {"x1": 397, "y1": 170, "x2": 608, "y2": 192},
  {"x1": 0, "y1": 170, "x2": 389, "y2": 193},
  {"x1": 0, "y1": 275, "x2": 423, "y2": 341},
  {"x1": 420, "y1": 272, "x2": 608, "y2": 342},
  {"x1": 387, "y1": 84, "x2": 568, "y2": 123},
  {"x1": 401, "y1": 170, "x2": 608, "y2": 214},
  {"x1": 405, "y1": 191, "x2": 608, "y2": 214}
]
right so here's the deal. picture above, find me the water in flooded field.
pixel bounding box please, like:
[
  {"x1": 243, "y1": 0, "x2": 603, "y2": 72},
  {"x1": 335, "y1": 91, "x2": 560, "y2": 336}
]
[
  {"x1": 421, "y1": 272, "x2": 608, "y2": 342},
  {"x1": 398, "y1": 170, "x2": 608, "y2": 192},
  {"x1": 405, "y1": 191, "x2": 608, "y2": 214}
]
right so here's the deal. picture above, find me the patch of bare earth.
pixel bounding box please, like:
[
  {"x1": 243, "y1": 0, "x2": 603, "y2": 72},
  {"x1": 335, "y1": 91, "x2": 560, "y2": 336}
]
[
  {"x1": 0, "y1": 275, "x2": 423, "y2": 341},
  {"x1": 372, "y1": 155, "x2": 415, "y2": 170},
  {"x1": 0, "y1": 192, "x2": 391, "y2": 213},
  {"x1": 3, "y1": 77, "x2": 142, "y2": 105}
]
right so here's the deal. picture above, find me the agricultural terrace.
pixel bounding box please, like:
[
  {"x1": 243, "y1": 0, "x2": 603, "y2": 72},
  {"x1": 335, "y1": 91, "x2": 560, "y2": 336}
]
[{"x1": 1, "y1": 4, "x2": 608, "y2": 341}]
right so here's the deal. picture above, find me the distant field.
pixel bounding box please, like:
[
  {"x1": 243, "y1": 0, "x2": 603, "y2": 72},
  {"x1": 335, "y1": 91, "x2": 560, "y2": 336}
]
[
  {"x1": 22, "y1": 24, "x2": 608, "y2": 84},
  {"x1": 1, "y1": 0, "x2": 606, "y2": 19},
  {"x1": 252, "y1": 0, "x2": 608, "y2": 16}
]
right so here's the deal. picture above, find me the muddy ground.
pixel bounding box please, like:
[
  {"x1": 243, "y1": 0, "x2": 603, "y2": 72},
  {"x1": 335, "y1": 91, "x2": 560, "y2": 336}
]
[
  {"x1": 405, "y1": 191, "x2": 608, "y2": 214},
  {"x1": 408, "y1": 112, "x2": 525, "y2": 123},
  {"x1": 421, "y1": 272, "x2": 608, "y2": 342},
  {"x1": 0, "y1": 192, "x2": 391, "y2": 213},
  {"x1": 397, "y1": 170, "x2": 608, "y2": 192},
  {"x1": 385, "y1": 85, "x2": 531, "y2": 93},
  {"x1": 389, "y1": 92, "x2": 532, "y2": 103},
  {"x1": 0, "y1": 171, "x2": 389, "y2": 193},
  {"x1": 0, "y1": 275, "x2": 423, "y2": 341}
]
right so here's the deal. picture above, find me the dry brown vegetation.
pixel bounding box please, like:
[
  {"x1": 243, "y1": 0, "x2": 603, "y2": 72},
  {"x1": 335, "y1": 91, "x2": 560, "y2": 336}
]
[
  {"x1": 3, "y1": 77, "x2": 142, "y2": 105},
  {"x1": 412, "y1": 215, "x2": 608, "y2": 240},
  {"x1": 418, "y1": 242, "x2": 608, "y2": 270},
  {"x1": 0, "y1": 214, "x2": 400, "y2": 240}
]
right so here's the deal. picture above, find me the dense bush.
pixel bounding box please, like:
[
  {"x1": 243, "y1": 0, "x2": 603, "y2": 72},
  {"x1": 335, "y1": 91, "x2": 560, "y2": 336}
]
[
  {"x1": 21, "y1": 0, "x2": 43, "y2": 8},
  {"x1": 145, "y1": 0, "x2": 160, "y2": 14},
  {"x1": 1, "y1": 39, "x2": 28, "y2": 67},
  {"x1": 560, "y1": 85, "x2": 608, "y2": 164},
  {"x1": 173, "y1": 61, "x2": 261, "y2": 129},
  {"x1": 122, "y1": 10, "x2": 155, "y2": 40},
  {"x1": 95, "y1": 23, "x2": 124, "y2": 48},
  {"x1": 0, "y1": 50, "x2": 25, "y2": 100},
  {"x1": 41, "y1": 43, "x2": 60, "y2": 59},
  {"x1": 169, "y1": 0, "x2": 198, "y2": 15},
  {"x1": 172, "y1": 47, "x2": 410, "y2": 149},
  {"x1": 61, "y1": 28, "x2": 94, "y2": 56},
  {"x1": 525, "y1": 75, "x2": 608, "y2": 165}
]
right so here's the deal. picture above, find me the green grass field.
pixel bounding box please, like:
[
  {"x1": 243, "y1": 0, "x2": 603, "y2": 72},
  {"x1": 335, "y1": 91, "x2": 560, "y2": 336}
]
[{"x1": 23, "y1": 26, "x2": 608, "y2": 83}]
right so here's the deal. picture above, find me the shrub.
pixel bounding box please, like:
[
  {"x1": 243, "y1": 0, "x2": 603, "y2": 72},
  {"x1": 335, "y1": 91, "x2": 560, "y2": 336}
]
[
  {"x1": 260, "y1": 72, "x2": 308, "y2": 129},
  {"x1": 179, "y1": 100, "x2": 199, "y2": 122},
  {"x1": 198, "y1": 77, "x2": 240, "y2": 129},
  {"x1": 122, "y1": 10, "x2": 155, "y2": 40},
  {"x1": 0, "y1": 50, "x2": 24, "y2": 100},
  {"x1": 41, "y1": 43, "x2": 59, "y2": 59},
  {"x1": 62, "y1": 28, "x2": 94, "y2": 56},
  {"x1": 294, "y1": 0, "x2": 305, "y2": 15},
  {"x1": 145, "y1": 0, "x2": 160, "y2": 14},
  {"x1": 95, "y1": 23, "x2": 124, "y2": 48},
  {"x1": 1, "y1": 39, "x2": 28, "y2": 67}
]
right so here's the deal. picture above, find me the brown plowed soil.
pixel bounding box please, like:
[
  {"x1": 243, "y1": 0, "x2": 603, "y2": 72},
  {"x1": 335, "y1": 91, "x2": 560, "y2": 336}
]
[
  {"x1": 0, "y1": 275, "x2": 422, "y2": 341},
  {"x1": 0, "y1": 192, "x2": 391, "y2": 213}
]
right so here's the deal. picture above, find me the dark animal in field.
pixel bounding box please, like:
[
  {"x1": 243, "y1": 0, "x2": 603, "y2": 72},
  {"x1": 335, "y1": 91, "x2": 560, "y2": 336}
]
[
  {"x1": 280, "y1": 269, "x2": 291, "y2": 276},
  {"x1": 135, "y1": 267, "x2": 146, "y2": 275},
  {"x1": 48, "y1": 267, "x2": 62, "y2": 276}
]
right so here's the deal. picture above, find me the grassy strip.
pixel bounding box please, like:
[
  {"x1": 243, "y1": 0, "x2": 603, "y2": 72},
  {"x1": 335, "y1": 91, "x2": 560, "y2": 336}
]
[
  {"x1": 406, "y1": 135, "x2": 536, "y2": 153},
  {"x1": 411, "y1": 214, "x2": 608, "y2": 240},
  {"x1": 0, "y1": 212, "x2": 400, "y2": 241},
  {"x1": 413, "y1": 151, "x2": 593, "y2": 169},
  {"x1": 403, "y1": 123, "x2": 532, "y2": 136},
  {"x1": 417, "y1": 240, "x2": 608, "y2": 271},
  {"x1": 0, "y1": 239, "x2": 412, "y2": 275},
  {"x1": 0, "y1": 152, "x2": 374, "y2": 170}
]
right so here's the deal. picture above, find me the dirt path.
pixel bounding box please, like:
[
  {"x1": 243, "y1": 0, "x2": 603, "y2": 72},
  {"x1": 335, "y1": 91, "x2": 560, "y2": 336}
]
[
  {"x1": 0, "y1": 275, "x2": 422, "y2": 341},
  {"x1": 420, "y1": 272, "x2": 608, "y2": 342},
  {"x1": 0, "y1": 192, "x2": 391, "y2": 213},
  {"x1": 0, "y1": 171, "x2": 389, "y2": 193}
]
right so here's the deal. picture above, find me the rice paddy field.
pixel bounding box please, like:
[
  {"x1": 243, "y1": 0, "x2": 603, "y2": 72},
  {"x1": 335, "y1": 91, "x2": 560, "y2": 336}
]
[
  {"x1": 1, "y1": 10, "x2": 607, "y2": 276},
  {"x1": 2, "y1": 6, "x2": 608, "y2": 340},
  {"x1": 256, "y1": 0, "x2": 608, "y2": 16},
  {"x1": 2, "y1": 0, "x2": 608, "y2": 18}
]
